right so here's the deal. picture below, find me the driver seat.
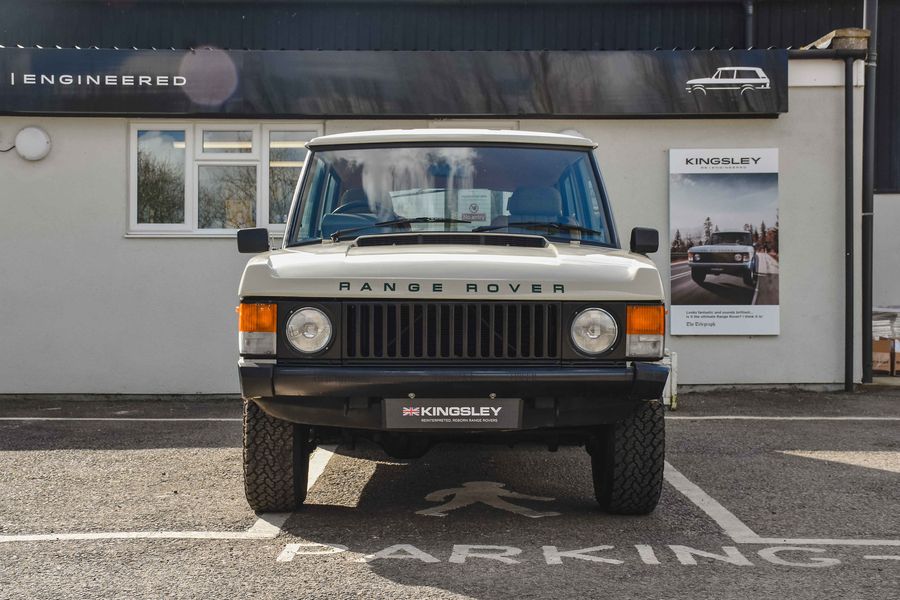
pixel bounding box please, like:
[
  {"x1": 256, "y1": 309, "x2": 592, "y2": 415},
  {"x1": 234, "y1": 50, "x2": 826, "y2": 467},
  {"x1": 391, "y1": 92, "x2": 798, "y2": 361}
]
[{"x1": 490, "y1": 186, "x2": 567, "y2": 228}]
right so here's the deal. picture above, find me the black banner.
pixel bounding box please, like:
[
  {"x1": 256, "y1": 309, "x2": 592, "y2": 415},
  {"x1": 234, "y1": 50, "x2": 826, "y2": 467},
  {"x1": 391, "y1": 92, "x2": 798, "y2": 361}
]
[{"x1": 0, "y1": 48, "x2": 788, "y2": 118}]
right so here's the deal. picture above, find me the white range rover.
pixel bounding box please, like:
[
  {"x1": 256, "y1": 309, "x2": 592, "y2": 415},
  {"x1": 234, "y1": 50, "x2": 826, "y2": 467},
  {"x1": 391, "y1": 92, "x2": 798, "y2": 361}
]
[{"x1": 236, "y1": 129, "x2": 669, "y2": 515}]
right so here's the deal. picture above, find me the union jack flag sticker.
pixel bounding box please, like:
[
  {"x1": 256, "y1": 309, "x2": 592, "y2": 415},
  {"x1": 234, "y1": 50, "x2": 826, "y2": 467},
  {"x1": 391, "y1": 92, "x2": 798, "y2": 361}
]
[{"x1": 402, "y1": 406, "x2": 420, "y2": 416}]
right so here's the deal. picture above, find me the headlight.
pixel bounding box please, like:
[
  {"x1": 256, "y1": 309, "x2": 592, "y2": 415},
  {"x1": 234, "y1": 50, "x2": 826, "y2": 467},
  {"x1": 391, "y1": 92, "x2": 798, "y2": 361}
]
[
  {"x1": 692, "y1": 254, "x2": 701, "y2": 262},
  {"x1": 570, "y1": 308, "x2": 618, "y2": 355},
  {"x1": 734, "y1": 253, "x2": 743, "y2": 262},
  {"x1": 286, "y1": 307, "x2": 333, "y2": 353}
]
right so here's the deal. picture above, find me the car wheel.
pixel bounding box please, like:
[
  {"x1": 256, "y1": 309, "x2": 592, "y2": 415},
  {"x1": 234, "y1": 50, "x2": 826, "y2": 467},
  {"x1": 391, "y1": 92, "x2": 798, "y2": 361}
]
[
  {"x1": 589, "y1": 400, "x2": 665, "y2": 515},
  {"x1": 740, "y1": 84, "x2": 755, "y2": 96},
  {"x1": 743, "y1": 269, "x2": 757, "y2": 287},
  {"x1": 691, "y1": 269, "x2": 706, "y2": 284},
  {"x1": 243, "y1": 399, "x2": 311, "y2": 513},
  {"x1": 691, "y1": 85, "x2": 707, "y2": 95}
]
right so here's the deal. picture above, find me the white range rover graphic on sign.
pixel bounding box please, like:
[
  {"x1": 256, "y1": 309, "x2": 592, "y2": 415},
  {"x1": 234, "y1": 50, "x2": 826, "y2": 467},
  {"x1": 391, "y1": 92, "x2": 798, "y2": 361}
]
[{"x1": 686, "y1": 67, "x2": 770, "y2": 95}]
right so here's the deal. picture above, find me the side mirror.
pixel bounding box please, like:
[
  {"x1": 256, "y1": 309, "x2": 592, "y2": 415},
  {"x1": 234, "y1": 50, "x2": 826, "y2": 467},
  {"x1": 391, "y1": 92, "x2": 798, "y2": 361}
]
[
  {"x1": 630, "y1": 227, "x2": 659, "y2": 254},
  {"x1": 237, "y1": 228, "x2": 271, "y2": 254}
]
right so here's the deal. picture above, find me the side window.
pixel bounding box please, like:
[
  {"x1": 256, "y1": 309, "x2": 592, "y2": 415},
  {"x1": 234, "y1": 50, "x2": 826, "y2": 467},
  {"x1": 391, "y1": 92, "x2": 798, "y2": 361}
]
[
  {"x1": 574, "y1": 157, "x2": 609, "y2": 243},
  {"x1": 297, "y1": 156, "x2": 328, "y2": 240}
]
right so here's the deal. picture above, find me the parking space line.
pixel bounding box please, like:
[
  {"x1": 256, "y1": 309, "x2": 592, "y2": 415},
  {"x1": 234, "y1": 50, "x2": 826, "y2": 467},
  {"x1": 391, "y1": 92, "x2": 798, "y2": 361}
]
[
  {"x1": 245, "y1": 444, "x2": 339, "y2": 536},
  {"x1": 737, "y1": 538, "x2": 900, "y2": 547},
  {"x1": 666, "y1": 416, "x2": 900, "y2": 421},
  {"x1": 308, "y1": 444, "x2": 338, "y2": 490},
  {"x1": 0, "y1": 444, "x2": 339, "y2": 544},
  {"x1": 665, "y1": 462, "x2": 900, "y2": 547},
  {"x1": 663, "y1": 462, "x2": 761, "y2": 541},
  {"x1": 0, "y1": 531, "x2": 272, "y2": 542},
  {"x1": 864, "y1": 555, "x2": 900, "y2": 560},
  {"x1": 3, "y1": 416, "x2": 897, "y2": 422},
  {"x1": 0, "y1": 417, "x2": 242, "y2": 422}
]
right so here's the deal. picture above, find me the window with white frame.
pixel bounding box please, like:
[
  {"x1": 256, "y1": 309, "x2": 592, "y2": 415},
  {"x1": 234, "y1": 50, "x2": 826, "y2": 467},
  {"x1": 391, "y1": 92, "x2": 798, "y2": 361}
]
[{"x1": 129, "y1": 123, "x2": 321, "y2": 235}]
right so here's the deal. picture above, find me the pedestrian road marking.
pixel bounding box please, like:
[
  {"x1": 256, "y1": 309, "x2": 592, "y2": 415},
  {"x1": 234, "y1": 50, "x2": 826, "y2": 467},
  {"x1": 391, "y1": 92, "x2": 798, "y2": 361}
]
[{"x1": 416, "y1": 481, "x2": 560, "y2": 518}]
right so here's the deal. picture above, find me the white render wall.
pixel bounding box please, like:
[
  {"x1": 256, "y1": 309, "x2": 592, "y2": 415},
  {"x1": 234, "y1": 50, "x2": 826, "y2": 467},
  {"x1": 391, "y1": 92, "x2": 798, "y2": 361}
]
[
  {"x1": 874, "y1": 194, "x2": 900, "y2": 308},
  {"x1": 0, "y1": 60, "x2": 863, "y2": 392}
]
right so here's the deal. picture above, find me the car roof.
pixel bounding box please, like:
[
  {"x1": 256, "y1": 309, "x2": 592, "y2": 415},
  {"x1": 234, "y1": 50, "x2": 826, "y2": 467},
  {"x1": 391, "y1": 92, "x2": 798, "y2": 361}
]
[{"x1": 306, "y1": 128, "x2": 598, "y2": 149}]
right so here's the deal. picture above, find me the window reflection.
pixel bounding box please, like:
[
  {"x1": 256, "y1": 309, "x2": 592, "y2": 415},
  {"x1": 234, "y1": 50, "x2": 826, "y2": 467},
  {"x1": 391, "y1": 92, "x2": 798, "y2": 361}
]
[
  {"x1": 268, "y1": 131, "x2": 310, "y2": 224},
  {"x1": 198, "y1": 165, "x2": 257, "y2": 229},
  {"x1": 202, "y1": 130, "x2": 253, "y2": 153},
  {"x1": 136, "y1": 130, "x2": 185, "y2": 224}
]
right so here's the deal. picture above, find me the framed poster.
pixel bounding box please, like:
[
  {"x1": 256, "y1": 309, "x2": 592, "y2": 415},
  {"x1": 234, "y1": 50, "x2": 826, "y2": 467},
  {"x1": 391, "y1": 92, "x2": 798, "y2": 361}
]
[{"x1": 669, "y1": 148, "x2": 780, "y2": 335}]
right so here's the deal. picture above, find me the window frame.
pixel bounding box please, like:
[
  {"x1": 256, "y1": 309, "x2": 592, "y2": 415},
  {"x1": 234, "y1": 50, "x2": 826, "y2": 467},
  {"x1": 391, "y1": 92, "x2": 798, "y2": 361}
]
[
  {"x1": 129, "y1": 123, "x2": 193, "y2": 233},
  {"x1": 128, "y1": 121, "x2": 323, "y2": 237},
  {"x1": 195, "y1": 123, "x2": 260, "y2": 161}
]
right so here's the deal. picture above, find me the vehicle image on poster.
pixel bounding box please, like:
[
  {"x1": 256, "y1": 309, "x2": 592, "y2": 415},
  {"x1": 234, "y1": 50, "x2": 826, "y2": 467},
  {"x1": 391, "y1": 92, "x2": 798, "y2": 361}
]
[
  {"x1": 686, "y1": 67, "x2": 770, "y2": 95},
  {"x1": 687, "y1": 231, "x2": 758, "y2": 286},
  {"x1": 235, "y1": 129, "x2": 668, "y2": 516}
]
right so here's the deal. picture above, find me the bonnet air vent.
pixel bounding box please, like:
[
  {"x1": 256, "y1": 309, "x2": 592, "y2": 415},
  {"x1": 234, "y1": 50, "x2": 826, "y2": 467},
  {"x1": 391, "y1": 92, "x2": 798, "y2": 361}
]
[{"x1": 354, "y1": 233, "x2": 548, "y2": 248}]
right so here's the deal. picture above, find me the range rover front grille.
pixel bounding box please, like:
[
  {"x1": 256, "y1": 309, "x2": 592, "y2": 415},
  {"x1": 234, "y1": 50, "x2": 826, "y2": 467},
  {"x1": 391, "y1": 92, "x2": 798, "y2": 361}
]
[
  {"x1": 696, "y1": 252, "x2": 742, "y2": 263},
  {"x1": 343, "y1": 301, "x2": 560, "y2": 361}
]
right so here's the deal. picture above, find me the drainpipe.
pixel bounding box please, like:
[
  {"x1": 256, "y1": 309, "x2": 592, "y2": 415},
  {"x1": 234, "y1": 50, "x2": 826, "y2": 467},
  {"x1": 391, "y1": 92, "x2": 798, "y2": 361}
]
[
  {"x1": 743, "y1": 0, "x2": 755, "y2": 48},
  {"x1": 845, "y1": 57, "x2": 855, "y2": 391},
  {"x1": 862, "y1": 1, "x2": 878, "y2": 383},
  {"x1": 790, "y1": 47, "x2": 867, "y2": 391}
]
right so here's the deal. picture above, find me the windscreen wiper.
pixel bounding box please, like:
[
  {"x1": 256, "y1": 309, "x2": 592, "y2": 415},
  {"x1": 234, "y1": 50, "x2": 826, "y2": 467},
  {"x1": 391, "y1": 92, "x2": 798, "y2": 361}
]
[
  {"x1": 330, "y1": 217, "x2": 471, "y2": 242},
  {"x1": 472, "y1": 221, "x2": 606, "y2": 238}
]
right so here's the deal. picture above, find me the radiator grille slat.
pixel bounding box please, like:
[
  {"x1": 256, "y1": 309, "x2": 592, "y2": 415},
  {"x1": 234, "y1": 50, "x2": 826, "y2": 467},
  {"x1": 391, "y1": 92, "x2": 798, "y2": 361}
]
[{"x1": 343, "y1": 301, "x2": 560, "y2": 362}]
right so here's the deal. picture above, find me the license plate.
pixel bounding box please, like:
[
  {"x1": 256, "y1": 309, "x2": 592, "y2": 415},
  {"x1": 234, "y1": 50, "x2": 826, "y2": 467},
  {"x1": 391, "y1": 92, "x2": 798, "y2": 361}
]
[{"x1": 384, "y1": 398, "x2": 522, "y2": 430}]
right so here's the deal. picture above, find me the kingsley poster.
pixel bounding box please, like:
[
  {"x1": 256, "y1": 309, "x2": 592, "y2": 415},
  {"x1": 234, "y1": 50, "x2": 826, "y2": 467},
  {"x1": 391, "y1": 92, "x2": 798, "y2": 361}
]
[{"x1": 669, "y1": 148, "x2": 779, "y2": 335}]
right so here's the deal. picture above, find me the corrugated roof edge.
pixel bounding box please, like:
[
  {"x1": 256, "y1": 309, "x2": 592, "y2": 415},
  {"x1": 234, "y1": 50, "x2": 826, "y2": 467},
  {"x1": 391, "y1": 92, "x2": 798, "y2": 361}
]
[{"x1": 305, "y1": 129, "x2": 598, "y2": 148}]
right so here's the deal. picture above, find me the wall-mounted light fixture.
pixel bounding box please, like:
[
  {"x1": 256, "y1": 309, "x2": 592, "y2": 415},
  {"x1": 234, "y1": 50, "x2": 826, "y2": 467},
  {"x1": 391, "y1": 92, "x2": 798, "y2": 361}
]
[{"x1": 14, "y1": 126, "x2": 52, "y2": 161}]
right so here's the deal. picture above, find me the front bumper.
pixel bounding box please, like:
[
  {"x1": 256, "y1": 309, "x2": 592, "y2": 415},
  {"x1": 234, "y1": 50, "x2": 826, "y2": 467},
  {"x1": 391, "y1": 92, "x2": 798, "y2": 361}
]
[
  {"x1": 240, "y1": 362, "x2": 669, "y2": 431},
  {"x1": 690, "y1": 261, "x2": 751, "y2": 269}
]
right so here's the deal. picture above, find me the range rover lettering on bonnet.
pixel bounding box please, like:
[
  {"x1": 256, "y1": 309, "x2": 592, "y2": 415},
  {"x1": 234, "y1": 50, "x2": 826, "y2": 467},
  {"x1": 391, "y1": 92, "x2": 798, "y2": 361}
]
[{"x1": 338, "y1": 281, "x2": 566, "y2": 294}]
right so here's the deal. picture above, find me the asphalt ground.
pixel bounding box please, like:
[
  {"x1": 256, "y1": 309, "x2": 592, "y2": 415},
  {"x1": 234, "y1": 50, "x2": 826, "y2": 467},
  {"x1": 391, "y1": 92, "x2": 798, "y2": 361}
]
[
  {"x1": 671, "y1": 254, "x2": 779, "y2": 305},
  {"x1": 1, "y1": 389, "x2": 898, "y2": 599}
]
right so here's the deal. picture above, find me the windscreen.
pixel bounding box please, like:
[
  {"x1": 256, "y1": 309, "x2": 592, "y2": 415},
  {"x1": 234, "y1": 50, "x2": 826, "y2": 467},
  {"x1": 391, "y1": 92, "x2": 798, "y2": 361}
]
[
  {"x1": 710, "y1": 232, "x2": 752, "y2": 246},
  {"x1": 288, "y1": 145, "x2": 614, "y2": 246}
]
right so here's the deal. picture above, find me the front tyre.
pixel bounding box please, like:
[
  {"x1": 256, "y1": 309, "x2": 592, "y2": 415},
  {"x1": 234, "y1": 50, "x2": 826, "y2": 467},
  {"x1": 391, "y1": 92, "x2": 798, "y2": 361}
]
[
  {"x1": 691, "y1": 268, "x2": 706, "y2": 284},
  {"x1": 243, "y1": 399, "x2": 311, "y2": 513},
  {"x1": 590, "y1": 400, "x2": 665, "y2": 515}
]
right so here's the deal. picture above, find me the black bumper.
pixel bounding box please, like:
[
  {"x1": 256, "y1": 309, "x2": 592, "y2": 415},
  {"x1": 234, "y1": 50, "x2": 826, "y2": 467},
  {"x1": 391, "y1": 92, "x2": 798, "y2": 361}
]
[{"x1": 240, "y1": 362, "x2": 668, "y2": 431}]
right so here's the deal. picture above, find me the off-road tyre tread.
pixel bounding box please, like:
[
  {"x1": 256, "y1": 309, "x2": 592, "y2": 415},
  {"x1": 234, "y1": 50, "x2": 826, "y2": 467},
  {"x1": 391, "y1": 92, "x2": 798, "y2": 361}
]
[
  {"x1": 243, "y1": 399, "x2": 310, "y2": 513},
  {"x1": 592, "y1": 400, "x2": 665, "y2": 515}
]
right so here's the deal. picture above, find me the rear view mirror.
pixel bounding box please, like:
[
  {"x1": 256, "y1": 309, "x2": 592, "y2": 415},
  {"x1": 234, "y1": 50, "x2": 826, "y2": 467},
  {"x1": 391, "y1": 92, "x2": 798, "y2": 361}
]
[
  {"x1": 630, "y1": 227, "x2": 659, "y2": 254},
  {"x1": 237, "y1": 228, "x2": 271, "y2": 254}
]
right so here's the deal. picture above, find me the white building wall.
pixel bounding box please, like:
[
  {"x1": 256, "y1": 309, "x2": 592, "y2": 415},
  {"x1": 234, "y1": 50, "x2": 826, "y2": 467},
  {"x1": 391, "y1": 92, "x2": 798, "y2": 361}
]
[
  {"x1": 0, "y1": 60, "x2": 863, "y2": 393},
  {"x1": 874, "y1": 194, "x2": 900, "y2": 308}
]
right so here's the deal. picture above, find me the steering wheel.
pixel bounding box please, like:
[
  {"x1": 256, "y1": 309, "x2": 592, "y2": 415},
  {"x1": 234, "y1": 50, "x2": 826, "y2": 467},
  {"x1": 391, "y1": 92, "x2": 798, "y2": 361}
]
[{"x1": 332, "y1": 199, "x2": 374, "y2": 214}]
